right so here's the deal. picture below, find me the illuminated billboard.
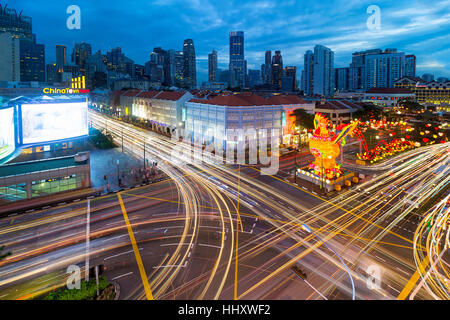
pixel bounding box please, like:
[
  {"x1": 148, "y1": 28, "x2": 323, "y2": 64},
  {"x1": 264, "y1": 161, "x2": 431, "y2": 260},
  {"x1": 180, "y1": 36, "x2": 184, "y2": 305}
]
[
  {"x1": 21, "y1": 101, "x2": 88, "y2": 144},
  {"x1": 0, "y1": 107, "x2": 15, "y2": 160}
]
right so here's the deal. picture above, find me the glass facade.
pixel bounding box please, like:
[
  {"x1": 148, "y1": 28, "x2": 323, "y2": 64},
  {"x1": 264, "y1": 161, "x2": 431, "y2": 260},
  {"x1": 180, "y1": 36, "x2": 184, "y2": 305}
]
[{"x1": 30, "y1": 174, "x2": 85, "y2": 198}]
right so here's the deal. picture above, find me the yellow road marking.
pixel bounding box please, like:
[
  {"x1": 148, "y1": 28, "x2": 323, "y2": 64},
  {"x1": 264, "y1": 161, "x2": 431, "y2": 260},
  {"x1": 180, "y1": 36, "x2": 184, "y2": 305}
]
[
  {"x1": 117, "y1": 193, "x2": 154, "y2": 300},
  {"x1": 397, "y1": 256, "x2": 429, "y2": 300}
]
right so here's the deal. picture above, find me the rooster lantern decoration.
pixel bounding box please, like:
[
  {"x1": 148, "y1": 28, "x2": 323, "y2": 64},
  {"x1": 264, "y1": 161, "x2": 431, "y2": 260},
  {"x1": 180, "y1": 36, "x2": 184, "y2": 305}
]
[{"x1": 308, "y1": 113, "x2": 358, "y2": 179}]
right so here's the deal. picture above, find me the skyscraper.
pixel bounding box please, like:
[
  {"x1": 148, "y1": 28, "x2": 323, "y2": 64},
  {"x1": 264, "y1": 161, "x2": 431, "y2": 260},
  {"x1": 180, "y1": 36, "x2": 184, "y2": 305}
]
[
  {"x1": 405, "y1": 55, "x2": 416, "y2": 78},
  {"x1": 71, "y1": 42, "x2": 92, "y2": 74},
  {"x1": 263, "y1": 50, "x2": 272, "y2": 84},
  {"x1": 334, "y1": 67, "x2": 349, "y2": 92},
  {"x1": 271, "y1": 50, "x2": 283, "y2": 86},
  {"x1": 364, "y1": 49, "x2": 405, "y2": 89},
  {"x1": 349, "y1": 49, "x2": 382, "y2": 91},
  {"x1": 183, "y1": 39, "x2": 196, "y2": 89},
  {"x1": 208, "y1": 49, "x2": 218, "y2": 82},
  {"x1": 229, "y1": 31, "x2": 246, "y2": 88},
  {"x1": 0, "y1": 32, "x2": 20, "y2": 81},
  {"x1": 247, "y1": 69, "x2": 261, "y2": 87},
  {"x1": 313, "y1": 45, "x2": 334, "y2": 96},
  {"x1": 303, "y1": 50, "x2": 314, "y2": 95},
  {"x1": 284, "y1": 66, "x2": 297, "y2": 91},
  {"x1": 0, "y1": 5, "x2": 32, "y2": 40},
  {"x1": 174, "y1": 50, "x2": 184, "y2": 87},
  {"x1": 56, "y1": 45, "x2": 66, "y2": 73},
  {"x1": 20, "y1": 34, "x2": 45, "y2": 82}
]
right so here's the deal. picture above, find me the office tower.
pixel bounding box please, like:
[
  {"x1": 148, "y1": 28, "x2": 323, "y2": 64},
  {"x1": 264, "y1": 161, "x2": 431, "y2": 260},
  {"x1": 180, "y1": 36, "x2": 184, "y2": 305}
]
[
  {"x1": 19, "y1": 34, "x2": 45, "y2": 82},
  {"x1": 313, "y1": 45, "x2": 334, "y2": 96},
  {"x1": 271, "y1": 50, "x2": 283, "y2": 86},
  {"x1": 284, "y1": 66, "x2": 297, "y2": 90},
  {"x1": 174, "y1": 50, "x2": 184, "y2": 87},
  {"x1": 364, "y1": 49, "x2": 405, "y2": 89},
  {"x1": 71, "y1": 42, "x2": 92, "y2": 74},
  {"x1": 208, "y1": 49, "x2": 218, "y2": 82},
  {"x1": 145, "y1": 50, "x2": 164, "y2": 83},
  {"x1": 0, "y1": 32, "x2": 20, "y2": 81},
  {"x1": 106, "y1": 47, "x2": 134, "y2": 77},
  {"x1": 219, "y1": 69, "x2": 237, "y2": 88},
  {"x1": 422, "y1": 73, "x2": 434, "y2": 82},
  {"x1": 0, "y1": 5, "x2": 32, "y2": 40},
  {"x1": 153, "y1": 47, "x2": 171, "y2": 85},
  {"x1": 248, "y1": 69, "x2": 261, "y2": 87},
  {"x1": 56, "y1": 45, "x2": 66, "y2": 73},
  {"x1": 264, "y1": 50, "x2": 272, "y2": 84},
  {"x1": 46, "y1": 63, "x2": 60, "y2": 83},
  {"x1": 303, "y1": 50, "x2": 314, "y2": 95},
  {"x1": 349, "y1": 49, "x2": 382, "y2": 91},
  {"x1": 334, "y1": 67, "x2": 349, "y2": 92},
  {"x1": 183, "y1": 39, "x2": 196, "y2": 88},
  {"x1": 229, "y1": 31, "x2": 246, "y2": 88},
  {"x1": 405, "y1": 55, "x2": 416, "y2": 77},
  {"x1": 166, "y1": 50, "x2": 177, "y2": 86}
]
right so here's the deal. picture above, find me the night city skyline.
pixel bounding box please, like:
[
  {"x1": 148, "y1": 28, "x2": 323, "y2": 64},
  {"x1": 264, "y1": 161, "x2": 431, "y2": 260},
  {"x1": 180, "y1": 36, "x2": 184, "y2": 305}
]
[
  {"x1": 0, "y1": 0, "x2": 449, "y2": 308},
  {"x1": 7, "y1": 0, "x2": 450, "y2": 83}
]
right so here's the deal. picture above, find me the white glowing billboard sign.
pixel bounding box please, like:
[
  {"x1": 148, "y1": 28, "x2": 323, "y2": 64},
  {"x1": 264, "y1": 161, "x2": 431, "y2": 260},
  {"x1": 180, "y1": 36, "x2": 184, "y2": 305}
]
[
  {"x1": 0, "y1": 107, "x2": 15, "y2": 159},
  {"x1": 21, "y1": 102, "x2": 88, "y2": 144}
]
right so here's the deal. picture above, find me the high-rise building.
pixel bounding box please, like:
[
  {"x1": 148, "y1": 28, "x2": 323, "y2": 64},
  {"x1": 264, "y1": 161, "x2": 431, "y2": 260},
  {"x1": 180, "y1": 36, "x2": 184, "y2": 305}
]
[
  {"x1": 20, "y1": 34, "x2": 45, "y2": 82},
  {"x1": 284, "y1": 66, "x2": 297, "y2": 91},
  {"x1": 71, "y1": 42, "x2": 92, "y2": 74},
  {"x1": 405, "y1": 55, "x2": 416, "y2": 78},
  {"x1": 229, "y1": 31, "x2": 246, "y2": 88},
  {"x1": 0, "y1": 5, "x2": 32, "y2": 40},
  {"x1": 247, "y1": 69, "x2": 261, "y2": 87},
  {"x1": 334, "y1": 67, "x2": 349, "y2": 92},
  {"x1": 208, "y1": 49, "x2": 218, "y2": 83},
  {"x1": 313, "y1": 45, "x2": 334, "y2": 96},
  {"x1": 46, "y1": 63, "x2": 60, "y2": 83},
  {"x1": 183, "y1": 39, "x2": 196, "y2": 89},
  {"x1": 263, "y1": 50, "x2": 272, "y2": 84},
  {"x1": 166, "y1": 49, "x2": 177, "y2": 86},
  {"x1": 56, "y1": 45, "x2": 66, "y2": 73},
  {"x1": 364, "y1": 49, "x2": 405, "y2": 89},
  {"x1": 303, "y1": 50, "x2": 314, "y2": 95},
  {"x1": 0, "y1": 32, "x2": 20, "y2": 81},
  {"x1": 271, "y1": 50, "x2": 283, "y2": 86},
  {"x1": 349, "y1": 49, "x2": 382, "y2": 91},
  {"x1": 174, "y1": 50, "x2": 184, "y2": 87},
  {"x1": 422, "y1": 73, "x2": 434, "y2": 82}
]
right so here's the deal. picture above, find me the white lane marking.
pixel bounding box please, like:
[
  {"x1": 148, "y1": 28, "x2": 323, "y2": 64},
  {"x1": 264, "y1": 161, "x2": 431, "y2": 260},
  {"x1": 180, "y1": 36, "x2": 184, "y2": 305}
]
[
  {"x1": 396, "y1": 267, "x2": 410, "y2": 276},
  {"x1": 104, "y1": 248, "x2": 143, "y2": 260},
  {"x1": 102, "y1": 234, "x2": 127, "y2": 242},
  {"x1": 188, "y1": 251, "x2": 191, "y2": 258},
  {"x1": 153, "y1": 226, "x2": 183, "y2": 230},
  {"x1": 388, "y1": 284, "x2": 400, "y2": 293},
  {"x1": 375, "y1": 255, "x2": 386, "y2": 262},
  {"x1": 153, "y1": 261, "x2": 187, "y2": 269},
  {"x1": 198, "y1": 243, "x2": 222, "y2": 249},
  {"x1": 111, "y1": 272, "x2": 133, "y2": 281},
  {"x1": 160, "y1": 243, "x2": 190, "y2": 247}
]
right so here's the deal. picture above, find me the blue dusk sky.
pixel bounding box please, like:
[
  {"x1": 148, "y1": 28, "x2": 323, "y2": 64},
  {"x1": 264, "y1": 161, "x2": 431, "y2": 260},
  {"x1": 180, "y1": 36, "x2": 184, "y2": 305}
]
[{"x1": 7, "y1": 0, "x2": 450, "y2": 82}]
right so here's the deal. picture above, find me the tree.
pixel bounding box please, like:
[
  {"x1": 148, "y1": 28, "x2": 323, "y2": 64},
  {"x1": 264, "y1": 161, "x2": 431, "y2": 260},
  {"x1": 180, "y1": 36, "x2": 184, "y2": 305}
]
[
  {"x1": 352, "y1": 103, "x2": 383, "y2": 121},
  {"x1": 291, "y1": 108, "x2": 314, "y2": 130}
]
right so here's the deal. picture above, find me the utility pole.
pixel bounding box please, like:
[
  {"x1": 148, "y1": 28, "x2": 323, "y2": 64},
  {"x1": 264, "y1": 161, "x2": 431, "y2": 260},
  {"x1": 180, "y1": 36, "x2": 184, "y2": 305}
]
[
  {"x1": 143, "y1": 136, "x2": 146, "y2": 169},
  {"x1": 85, "y1": 199, "x2": 90, "y2": 281}
]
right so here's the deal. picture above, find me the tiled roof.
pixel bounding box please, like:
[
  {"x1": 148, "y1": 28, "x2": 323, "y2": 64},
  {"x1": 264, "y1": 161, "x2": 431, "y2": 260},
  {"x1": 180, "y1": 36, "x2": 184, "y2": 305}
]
[
  {"x1": 122, "y1": 89, "x2": 142, "y2": 97},
  {"x1": 137, "y1": 90, "x2": 160, "y2": 99},
  {"x1": 188, "y1": 93, "x2": 310, "y2": 107},
  {"x1": 153, "y1": 91, "x2": 187, "y2": 101},
  {"x1": 315, "y1": 100, "x2": 358, "y2": 111},
  {"x1": 366, "y1": 88, "x2": 413, "y2": 94}
]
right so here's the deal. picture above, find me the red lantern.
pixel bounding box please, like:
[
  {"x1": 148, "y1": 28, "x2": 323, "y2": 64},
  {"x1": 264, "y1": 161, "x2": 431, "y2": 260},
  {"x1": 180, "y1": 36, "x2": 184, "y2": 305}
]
[{"x1": 423, "y1": 138, "x2": 429, "y2": 143}]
